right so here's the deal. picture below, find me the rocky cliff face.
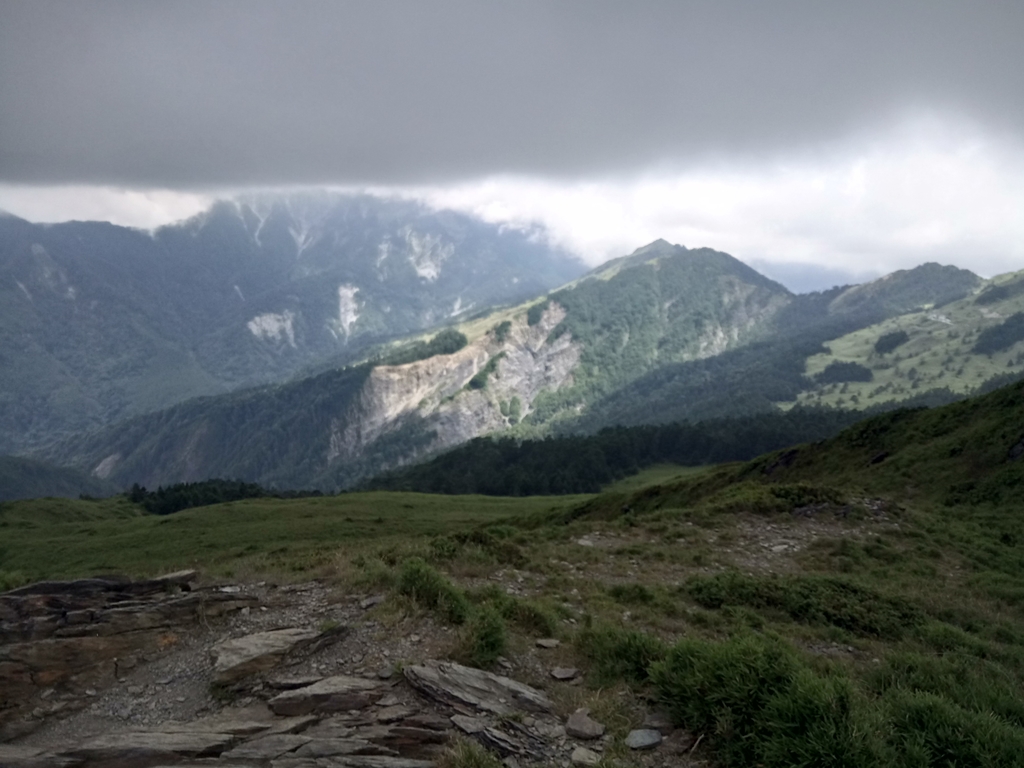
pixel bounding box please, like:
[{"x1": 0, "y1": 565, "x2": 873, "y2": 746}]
[{"x1": 328, "y1": 304, "x2": 580, "y2": 471}]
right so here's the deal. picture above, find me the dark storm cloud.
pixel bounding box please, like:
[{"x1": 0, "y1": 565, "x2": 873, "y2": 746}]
[{"x1": 1, "y1": 0, "x2": 1022, "y2": 187}]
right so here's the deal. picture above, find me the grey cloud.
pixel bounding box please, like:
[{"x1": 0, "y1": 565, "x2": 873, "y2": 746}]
[{"x1": 1, "y1": 0, "x2": 1022, "y2": 187}]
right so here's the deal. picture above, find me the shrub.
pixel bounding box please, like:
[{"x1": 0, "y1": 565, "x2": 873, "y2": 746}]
[
  {"x1": 467, "y1": 585, "x2": 558, "y2": 637},
  {"x1": 650, "y1": 633, "x2": 877, "y2": 768},
  {"x1": 396, "y1": 558, "x2": 470, "y2": 624},
  {"x1": 0, "y1": 569, "x2": 29, "y2": 592},
  {"x1": 885, "y1": 689, "x2": 1024, "y2": 768},
  {"x1": 492, "y1": 320, "x2": 512, "y2": 343},
  {"x1": 607, "y1": 583, "x2": 656, "y2": 605},
  {"x1": 875, "y1": 330, "x2": 910, "y2": 355},
  {"x1": 816, "y1": 361, "x2": 874, "y2": 384},
  {"x1": 575, "y1": 625, "x2": 667, "y2": 685},
  {"x1": 437, "y1": 738, "x2": 505, "y2": 768},
  {"x1": 460, "y1": 605, "x2": 508, "y2": 668},
  {"x1": 686, "y1": 572, "x2": 923, "y2": 639},
  {"x1": 868, "y1": 650, "x2": 1024, "y2": 728}
]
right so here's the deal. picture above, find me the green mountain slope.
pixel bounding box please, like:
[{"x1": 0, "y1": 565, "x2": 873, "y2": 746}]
[
  {"x1": 788, "y1": 268, "x2": 1024, "y2": 410},
  {"x1": 522, "y1": 241, "x2": 793, "y2": 427},
  {"x1": 566, "y1": 262, "x2": 983, "y2": 431}
]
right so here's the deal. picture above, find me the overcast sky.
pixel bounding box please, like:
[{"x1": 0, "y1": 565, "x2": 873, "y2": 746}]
[{"x1": 1, "y1": 1, "x2": 1022, "y2": 287}]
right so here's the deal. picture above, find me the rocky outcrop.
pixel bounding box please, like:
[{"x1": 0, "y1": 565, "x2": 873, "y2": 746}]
[
  {"x1": 268, "y1": 676, "x2": 387, "y2": 716},
  {"x1": 327, "y1": 304, "x2": 580, "y2": 474},
  {"x1": 0, "y1": 573, "x2": 254, "y2": 739},
  {"x1": 404, "y1": 661, "x2": 553, "y2": 717},
  {"x1": 2, "y1": 576, "x2": 686, "y2": 768}
]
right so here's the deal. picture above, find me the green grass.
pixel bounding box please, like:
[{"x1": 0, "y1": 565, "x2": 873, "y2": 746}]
[
  {"x1": 0, "y1": 492, "x2": 586, "y2": 581},
  {"x1": 602, "y1": 463, "x2": 710, "y2": 493}
]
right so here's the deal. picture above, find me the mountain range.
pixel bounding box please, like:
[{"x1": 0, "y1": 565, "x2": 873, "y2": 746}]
[
  {"x1": 3, "y1": 194, "x2": 1023, "y2": 498},
  {"x1": 18, "y1": 233, "x2": 1017, "y2": 494}
]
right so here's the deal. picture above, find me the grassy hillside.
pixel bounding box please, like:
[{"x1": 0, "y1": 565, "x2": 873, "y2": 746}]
[
  {"x1": 790, "y1": 268, "x2": 1024, "y2": 410},
  {"x1": 8, "y1": 379, "x2": 1024, "y2": 764},
  {"x1": 6, "y1": 379, "x2": 1024, "y2": 764},
  {"x1": 0, "y1": 492, "x2": 585, "y2": 585}
]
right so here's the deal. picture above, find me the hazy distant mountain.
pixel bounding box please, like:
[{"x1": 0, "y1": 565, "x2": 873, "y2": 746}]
[
  {"x1": 0, "y1": 192, "x2": 584, "y2": 453},
  {"x1": 0, "y1": 455, "x2": 117, "y2": 502}
]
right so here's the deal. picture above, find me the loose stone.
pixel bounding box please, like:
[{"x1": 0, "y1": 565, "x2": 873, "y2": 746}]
[
  {"x1": 565, "y1": 708, "x2": 604, "y2": 740},
  {"x1": 625, "y1": 728, "x2": 663, "y2": 750}
]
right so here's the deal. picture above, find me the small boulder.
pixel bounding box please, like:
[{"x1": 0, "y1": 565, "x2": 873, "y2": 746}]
[
  {"x1": 550, "y1": 667, "x2": 578, "y2": 680},
  {"x1": 535, "y1": 638, "x2": 560, "y2": 649},
  {"x1": 625, "y1": 728, "x2": 663, "y2": 750},
  {"x1": 565, "y1": 708, "x2": 605, "y2": 740},
  {"x1": 451, "y1": 714, "x2": 487, "y2": 734},
  {"x1": 571, "y1": 746, "x2": 602, "y2": 766}
]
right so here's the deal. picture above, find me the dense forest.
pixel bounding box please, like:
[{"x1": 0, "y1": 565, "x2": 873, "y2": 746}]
[
  {"x1": 973, "y1": 312, "x2": 1024, "y2": 355},
  {"x1": 127, "y1": 479, "x2": 321, "y2": 515},
  {"x1": 363, "y1": 407, "x2": 870, "y2": 495}
]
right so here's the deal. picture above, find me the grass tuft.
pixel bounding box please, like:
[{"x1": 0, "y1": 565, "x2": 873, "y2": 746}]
[{"x1": 396, "y1": 557, "x2": 471, "y2": 625}]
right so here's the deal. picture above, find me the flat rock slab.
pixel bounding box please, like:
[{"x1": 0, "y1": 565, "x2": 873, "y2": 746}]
[
  {"x1": 404, "y1": 661, "x2": 552, "y2": 717},
  {"x1": 451, "y1": 714, "x2": 487, "y2": 734},
  {"x1": 222, "y1": 733, "x2": 312, "y2": 759},
  {"x1": 60, "y1": 730, "x2": 236, "y2": 764},
  {"x1": 212, "y1": 627, "x2": 322, "y2": 683},
  {"x1": 0, "y1": 745, "x2": 81, "y2": 768},
  {"x1": 565, "y1": 709, "x2": 604, "y2": 740},
  {"x1": 274, "y1": 757, "x2": 434, "y2": 768},
  {"x1": 161, "y1": 707, "x2": 318, "y2": 737},
  {"x1": 269, "y1": 675, "x2": 385, "y2": 716},
  {"x1": 377, "y1": 705, "x2": 417, "y2": 723},
  {"x1": 267, "y1": 674, "x2": 326, "y2": 690},
  {"x1": 550, "y1": 667, "x2": 578, "y2": 680},
  {"x1": 625, "y1": 728, "x2": 663, "y2": 750},
  {"x1": 293, "y1": 738, "x2": 396, "y2": 757},
  {"x1": 535, "y1": 638, "x2": 560, "y2": 649}
]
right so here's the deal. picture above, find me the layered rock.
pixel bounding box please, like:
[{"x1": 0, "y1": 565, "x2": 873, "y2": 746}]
[{"x1": 0, "y1": 573, "x2": 254, "y2": 739}]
